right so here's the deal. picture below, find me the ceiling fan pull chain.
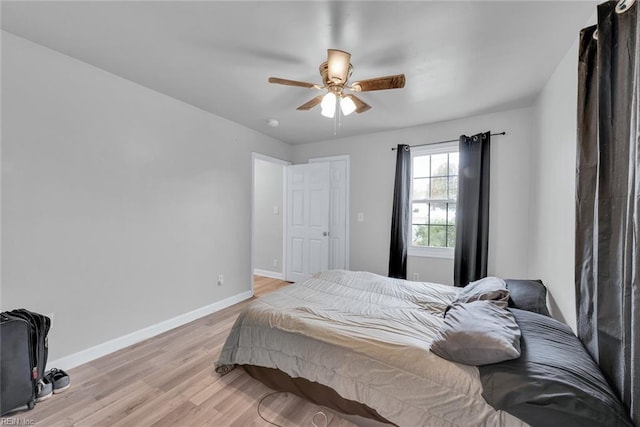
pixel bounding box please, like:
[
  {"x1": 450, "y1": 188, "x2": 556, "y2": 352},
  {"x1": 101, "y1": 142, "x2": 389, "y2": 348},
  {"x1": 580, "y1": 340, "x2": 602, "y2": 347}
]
[{"x1": 333, "y1": 104, "x2": 339, "y2": 136}]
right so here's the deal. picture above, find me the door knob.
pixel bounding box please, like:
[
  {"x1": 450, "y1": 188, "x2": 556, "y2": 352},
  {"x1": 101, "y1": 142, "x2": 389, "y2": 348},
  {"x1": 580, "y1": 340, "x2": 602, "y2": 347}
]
[{"x1": 322, "y1": 231, "x2": 329, "y2": 236}]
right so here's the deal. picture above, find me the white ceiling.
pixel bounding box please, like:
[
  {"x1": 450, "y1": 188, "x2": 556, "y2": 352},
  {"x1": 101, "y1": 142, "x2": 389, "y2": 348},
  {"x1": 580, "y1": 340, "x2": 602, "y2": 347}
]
[{"x1": 1, "y1": 1, "x2": 597, "y2": 145}]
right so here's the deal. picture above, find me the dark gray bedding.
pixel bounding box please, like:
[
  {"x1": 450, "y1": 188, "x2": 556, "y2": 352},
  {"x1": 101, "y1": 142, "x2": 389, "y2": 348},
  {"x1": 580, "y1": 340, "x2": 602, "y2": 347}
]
[
  {"x1": 504, "y1": 279, "x2": 551, "y2": 317},
  {"x1": 479, "y1": 309, "x2": 632, "y2": 427}
]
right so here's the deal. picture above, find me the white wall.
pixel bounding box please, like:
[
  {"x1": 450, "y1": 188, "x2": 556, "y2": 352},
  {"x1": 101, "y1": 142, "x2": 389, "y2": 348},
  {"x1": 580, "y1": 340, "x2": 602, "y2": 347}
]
[
  {"x1": 0, "y1": 32, "x2": 292, "y2": 361},
  {"x1": 528, "y1": 37, "x2": 582, "y2": 331},
  {"x1": 253, "y1": 158, "x2": 284, "y2": 275},
  {"x1": 292, "y1": 107, "x2": 533, "y2": 285}
]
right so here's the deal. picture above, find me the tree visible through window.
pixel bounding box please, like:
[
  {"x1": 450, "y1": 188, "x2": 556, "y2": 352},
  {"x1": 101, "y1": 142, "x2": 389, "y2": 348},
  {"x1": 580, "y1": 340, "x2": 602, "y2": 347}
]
[{"x1": 411, "y1": 148, "x2": 458, "y2": 249}]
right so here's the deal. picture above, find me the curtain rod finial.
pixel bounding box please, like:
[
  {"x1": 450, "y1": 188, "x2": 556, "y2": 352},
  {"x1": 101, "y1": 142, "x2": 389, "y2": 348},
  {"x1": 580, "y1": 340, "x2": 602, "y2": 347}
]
[{"x1": 616, "y1": 0, "x2": 635, "y2": 14}]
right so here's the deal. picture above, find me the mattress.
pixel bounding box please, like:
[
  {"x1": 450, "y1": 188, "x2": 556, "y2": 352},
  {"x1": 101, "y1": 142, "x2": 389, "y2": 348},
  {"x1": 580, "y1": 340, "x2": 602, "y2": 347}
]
[{"x1": 216, "y1": 270, "x2": 526, "y2": 426}]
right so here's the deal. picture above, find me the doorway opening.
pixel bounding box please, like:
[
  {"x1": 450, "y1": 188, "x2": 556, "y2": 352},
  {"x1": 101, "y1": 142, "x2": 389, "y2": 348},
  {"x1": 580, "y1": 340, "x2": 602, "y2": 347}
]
[
  {"x1": 251, "y1": 153, "x2": 350, "y2": 292},
  {"x1": 251, "y1": 153, "x2": 289, "y2": 295}
]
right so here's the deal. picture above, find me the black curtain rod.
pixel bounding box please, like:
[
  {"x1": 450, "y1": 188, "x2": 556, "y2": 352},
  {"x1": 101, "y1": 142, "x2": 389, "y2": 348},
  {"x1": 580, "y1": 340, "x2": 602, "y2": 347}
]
[{"x1": 391, "y1": 131, "x2": 506, "y2": 151}]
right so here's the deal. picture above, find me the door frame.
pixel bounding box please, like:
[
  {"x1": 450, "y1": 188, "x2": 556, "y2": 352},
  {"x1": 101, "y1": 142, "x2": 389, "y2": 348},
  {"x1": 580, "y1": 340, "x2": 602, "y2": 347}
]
[
  {"x1": 309, "y1": 155, "x2": 350, "y2": 270},
  {"x1": 251, "y1": 152, "x2": 290, "y2": 296}
]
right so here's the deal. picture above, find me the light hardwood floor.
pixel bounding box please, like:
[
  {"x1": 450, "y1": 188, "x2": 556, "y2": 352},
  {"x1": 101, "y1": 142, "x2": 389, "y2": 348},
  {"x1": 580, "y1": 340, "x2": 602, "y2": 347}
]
[
  {"x1": 10, "y1": 277, "x2": 358, "y2": 426},
  {"x1": 253, "y1": 275, "x2": 291, "y2": 297}
]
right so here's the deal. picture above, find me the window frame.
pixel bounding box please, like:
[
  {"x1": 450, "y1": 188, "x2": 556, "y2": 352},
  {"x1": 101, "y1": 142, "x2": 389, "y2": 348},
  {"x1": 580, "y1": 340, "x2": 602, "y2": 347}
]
[{"x1": 407, "y1": 141, "x2": 458, "y2": 259}]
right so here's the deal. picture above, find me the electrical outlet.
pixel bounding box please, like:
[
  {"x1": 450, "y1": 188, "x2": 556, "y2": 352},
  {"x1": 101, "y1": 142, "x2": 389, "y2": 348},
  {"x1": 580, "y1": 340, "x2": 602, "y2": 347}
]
[
  {"x1": 218, "y1": 274, "x2": 224, "y2": 286},
  {"x1": 273, "y1": 259, "x2": 278, "y2": 267},
  {"x1": 413, "y1": 273, "x2": 419, "y2": 281}
]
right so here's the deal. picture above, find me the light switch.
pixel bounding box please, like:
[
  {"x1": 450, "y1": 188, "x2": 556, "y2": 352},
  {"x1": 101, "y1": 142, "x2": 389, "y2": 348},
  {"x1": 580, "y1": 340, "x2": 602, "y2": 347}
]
[
  {"x1": 357, "y1": 212, "x2": 364, "y2": 222},
  {"x1": 273, "y1": 206, "x2": 279, "y2": 215}
]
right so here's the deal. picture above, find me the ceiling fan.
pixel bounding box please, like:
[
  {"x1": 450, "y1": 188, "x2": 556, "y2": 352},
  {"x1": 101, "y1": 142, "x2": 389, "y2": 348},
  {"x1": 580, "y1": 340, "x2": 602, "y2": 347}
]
[{"x1": 268, "y1": 49, "x2": 406, "y2": 118}]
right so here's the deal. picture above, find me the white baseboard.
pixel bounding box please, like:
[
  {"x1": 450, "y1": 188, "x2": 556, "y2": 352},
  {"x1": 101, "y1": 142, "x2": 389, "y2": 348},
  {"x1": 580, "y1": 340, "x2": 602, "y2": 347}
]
[
  {"x1": 47, "y1": 290, "x2": 253, "y2": 371},
  {"x1": 253, "y1": 269, "x2": 284, "y2": 280}
]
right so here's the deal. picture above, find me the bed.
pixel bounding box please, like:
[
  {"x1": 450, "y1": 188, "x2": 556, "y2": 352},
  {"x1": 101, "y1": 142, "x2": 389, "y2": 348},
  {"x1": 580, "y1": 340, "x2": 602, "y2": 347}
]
[{"x1": 215, "y1": 270, "x2": 632, "y2": 426}]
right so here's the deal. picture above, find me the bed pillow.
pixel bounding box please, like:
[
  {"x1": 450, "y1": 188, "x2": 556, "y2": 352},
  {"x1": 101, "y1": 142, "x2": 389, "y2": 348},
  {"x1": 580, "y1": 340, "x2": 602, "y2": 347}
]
[
  {"x1": 456, "y1": 276, "x2": 510, "y2": 308},
  {"x1": 430, "y1": 301, "x2": 521, "y2": 366},
  {"x1": 504, "y1": 279, "x2": 551, "y2": 316},
  {"x1": 479, "y1": 309, "x2": 633, "y2": 427}
]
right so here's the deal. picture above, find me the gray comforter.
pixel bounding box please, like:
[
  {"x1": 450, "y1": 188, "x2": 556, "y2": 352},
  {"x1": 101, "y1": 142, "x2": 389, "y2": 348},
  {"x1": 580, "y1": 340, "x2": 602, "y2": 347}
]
[
  {"x1": 480, "y1": 309, "x2": 633, "y2": 427},
  {"x1": 216, "y1": 270, "x2": 526, "y2": 426}
]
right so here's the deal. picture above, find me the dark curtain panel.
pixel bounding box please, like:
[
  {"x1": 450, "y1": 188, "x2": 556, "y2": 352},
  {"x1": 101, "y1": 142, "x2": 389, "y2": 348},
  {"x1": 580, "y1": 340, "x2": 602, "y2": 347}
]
[
  {"x1": 454, "y1": 132, "x2": 491, "y2": 287},
  {"x1": 388, "y1": 144, "x2": 411, "y2": 279},
  {"x1": 576, "y1": 2, "x2": 639, "y2": 424},
  {"x1": 576, "y1": 23, "x2": 600, "y2": 364}
]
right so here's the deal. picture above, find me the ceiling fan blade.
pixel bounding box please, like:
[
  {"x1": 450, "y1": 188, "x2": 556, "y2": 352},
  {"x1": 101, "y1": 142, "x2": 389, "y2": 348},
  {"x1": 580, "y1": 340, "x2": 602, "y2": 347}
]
[
  {"x1": 345, "y1": 94, "x2": 372, "y2": 113},
  {"x1": 351, "y1": 74, "x2": 406, "y2": 92},
  {"x1": 268, "y1": 77, "x2": 320, "y2": 89},
  {"x1": 327, "y1": 49, "x2": 352, "y2": 84},
  {"x1": 297, "y1": 95, "x2": 324, "y2": 111}
]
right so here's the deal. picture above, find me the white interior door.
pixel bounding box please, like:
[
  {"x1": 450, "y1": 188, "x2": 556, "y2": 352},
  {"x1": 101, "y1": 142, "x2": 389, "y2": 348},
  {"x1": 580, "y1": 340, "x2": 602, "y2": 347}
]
[
  {"x1": 286, "y1": 162, "x2": 330, "y2": 282},
  {"x1": 326, "y1": 158, "x2": 348, "y2": 270}
]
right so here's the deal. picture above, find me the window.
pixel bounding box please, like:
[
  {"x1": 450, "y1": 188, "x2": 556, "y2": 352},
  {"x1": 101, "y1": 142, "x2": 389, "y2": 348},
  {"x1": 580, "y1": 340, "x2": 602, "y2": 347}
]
[{"x1": 409, "y1": 141, "x2": 458, "y2": 258}]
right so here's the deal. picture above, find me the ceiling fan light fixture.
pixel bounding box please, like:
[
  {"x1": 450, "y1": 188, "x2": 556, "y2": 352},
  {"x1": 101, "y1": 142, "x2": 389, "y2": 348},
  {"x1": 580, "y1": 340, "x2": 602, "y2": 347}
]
[
  {"x1": 320, "y1": 92, "x2": 337, "y2": 118},
  {"x1": 340, "y1": 95, "x2": 356, "y2": 116},
  {"x1": 327, "y1": 49, "x2": 351, "y2": 84}
]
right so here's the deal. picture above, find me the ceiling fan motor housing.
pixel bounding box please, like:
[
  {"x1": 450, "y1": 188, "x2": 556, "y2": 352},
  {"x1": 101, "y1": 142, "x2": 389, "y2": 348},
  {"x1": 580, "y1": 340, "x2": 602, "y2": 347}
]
[{"x1": 319, "y1": 61, "x2": 353, "y2": 88}]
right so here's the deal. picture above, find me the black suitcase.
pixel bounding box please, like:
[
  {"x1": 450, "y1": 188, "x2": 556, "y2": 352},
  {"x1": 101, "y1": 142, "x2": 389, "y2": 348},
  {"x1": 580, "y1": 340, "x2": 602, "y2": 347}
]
[
  {"x1": 7, "y1": 309, "x2": 51, "y2": 383},
  {"x1": 1, "y1": 313, "x2": 36, "y2": 415},
  {"x1": 0, "y1": 310, "x2": 51, "y2": 416}
]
